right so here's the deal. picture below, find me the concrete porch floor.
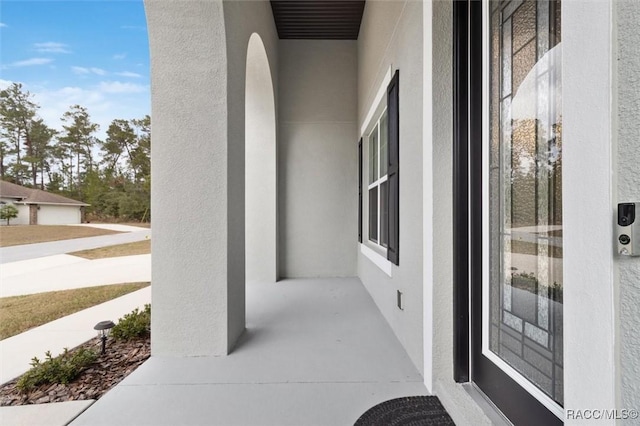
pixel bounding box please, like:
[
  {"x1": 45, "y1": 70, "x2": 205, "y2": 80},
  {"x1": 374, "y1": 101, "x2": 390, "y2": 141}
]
[{"x1": 71, "y1": 278, "x2": 428, "y2": 426}]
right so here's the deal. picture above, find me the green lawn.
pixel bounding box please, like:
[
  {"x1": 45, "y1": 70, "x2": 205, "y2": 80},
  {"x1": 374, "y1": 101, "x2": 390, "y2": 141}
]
[
  {"x1": 0, "y1": 283, "x2": 150, "y2": 340},
  {"x1": 69, "y1": 240, "x2": 151, "y2": 259},
  {"x1": 0, "y1": 225, "x2": 122, "y2": 247}
]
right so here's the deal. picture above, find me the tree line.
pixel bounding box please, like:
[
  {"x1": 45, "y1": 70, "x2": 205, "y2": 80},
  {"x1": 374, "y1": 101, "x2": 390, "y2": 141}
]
[{"x1": 0, "y1": 83, "x2": 150, "y2": 222}]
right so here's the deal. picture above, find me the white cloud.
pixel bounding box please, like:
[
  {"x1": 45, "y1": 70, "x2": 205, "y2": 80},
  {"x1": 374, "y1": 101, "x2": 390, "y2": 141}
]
[
  {"x1": 34, "y1": 42, "x2": 71, "y2": 54},
  {"x1": 115, "y1": 71, "x2": 142, "y2": 78},
  {"x1": 113, "y1": 53, "x2": 126, "y2": 60},
  {"x1": 30, "y1": 82, "x2": 149, "y2": 142},
  {"x1": 71, "y1": 66, "x2": 90, "y2": 75},
  {"x1": 9, "y1": 58, "x2": 53, "y2": 67},
  {"x1": 0, "y1": 79, "x2": 14, "y2": 90},
  {"x1": 98, "y1": 81, "x2": 147, "y2": 94},
  {"x1": 0, "y1": 23, "x2": 7, "y2": 28},
  {"x1": 71, "y1": 66, "x2": 108, "y2": 76}
]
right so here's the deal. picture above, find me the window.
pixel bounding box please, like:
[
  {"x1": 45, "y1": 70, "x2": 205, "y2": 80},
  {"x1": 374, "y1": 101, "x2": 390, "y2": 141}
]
[
  {"x1": 368, "y1": 111, "x2": 389, "y2": 247},
  {"x1": 358, "y1": 69, "x2": 399, "y2": 266}
]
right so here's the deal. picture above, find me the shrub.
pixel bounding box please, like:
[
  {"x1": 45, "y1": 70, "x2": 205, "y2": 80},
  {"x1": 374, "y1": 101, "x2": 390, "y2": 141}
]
[
  {"x1": 111, "y1": 304, "x2": 151, "y2": 340},
  {"x1": 0, "y1": 204, "x2": 19, "y2": 225},
  {"x1": 511, "y1": 272, "x2": 563, "y2": 302},
  {"x1": 17, "y1": 348, "x2": 97, "y2": 392}
]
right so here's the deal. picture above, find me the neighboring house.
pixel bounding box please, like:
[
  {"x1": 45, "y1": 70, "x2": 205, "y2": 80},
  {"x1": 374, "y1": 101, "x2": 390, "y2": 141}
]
[
  {"x1": 0, "y1": 180, "x2": 88, "y2": 225},
  {"x1": 145, "y1": 0, "x2": 639, "y2": 424}
]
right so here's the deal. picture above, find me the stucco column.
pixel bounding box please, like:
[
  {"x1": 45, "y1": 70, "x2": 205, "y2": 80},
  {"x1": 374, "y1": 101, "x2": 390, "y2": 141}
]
[{"x1": 146, "y1": 0, "x2": 245, "y2": 356}]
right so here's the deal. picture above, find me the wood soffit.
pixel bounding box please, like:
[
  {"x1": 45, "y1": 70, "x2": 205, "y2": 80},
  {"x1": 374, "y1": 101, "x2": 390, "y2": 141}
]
[{"x1": 270, "y1": 0, "x2": 366, "y2": 40}]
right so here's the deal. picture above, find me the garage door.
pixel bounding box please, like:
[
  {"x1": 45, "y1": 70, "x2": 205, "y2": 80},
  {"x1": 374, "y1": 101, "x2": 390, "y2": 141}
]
[{"x1": 37, "y1": 205, "x2": 82, "y2": 225}]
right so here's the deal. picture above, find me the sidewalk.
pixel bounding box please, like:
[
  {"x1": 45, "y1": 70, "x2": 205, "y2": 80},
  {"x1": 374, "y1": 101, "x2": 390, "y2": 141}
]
[
  {"x1": 0, "y1": 287, "x2": 150, "y2": 425},
  {"x1": 0, "y1": 286, "x2": 151, "y2": 385},
  {"x1": 0, "y1": 228, "x2": 151, "y2": 264},
  {"x1": 0, "y1": 401, "x2": 94, "y2": 426}
]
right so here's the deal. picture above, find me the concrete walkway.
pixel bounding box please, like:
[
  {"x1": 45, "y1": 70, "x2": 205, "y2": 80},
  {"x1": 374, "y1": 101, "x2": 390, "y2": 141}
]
[
  {"x1": 0, "y1": 400, "x2": 94, "y2": 426},
  {"x1": 0, "y1": 286, "x2": 151, "y2": 385},
  {"x1": 0, "y1": 228, "x2": 151, "y2": 264},
  {"x1": 72, "y1": 278, "x2": 428, "y2": 426},
  {"x1": 0, "y1": 254, "x2": 151, "y2": 297}
]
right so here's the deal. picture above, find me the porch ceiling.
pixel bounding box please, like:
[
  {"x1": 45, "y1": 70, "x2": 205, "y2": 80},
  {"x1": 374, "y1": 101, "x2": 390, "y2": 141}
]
[{"x1": 270, "y1": 0, "x2": 366, "y2": 40}]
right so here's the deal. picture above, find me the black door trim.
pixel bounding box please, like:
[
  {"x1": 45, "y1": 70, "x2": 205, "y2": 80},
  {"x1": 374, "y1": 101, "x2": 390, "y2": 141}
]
[
  {"x1": 452, "y1": 0, "x2": 470, "y2": 384},
  {"x1": 468, "y1": 0, "x2": 483, "y2": 384}
]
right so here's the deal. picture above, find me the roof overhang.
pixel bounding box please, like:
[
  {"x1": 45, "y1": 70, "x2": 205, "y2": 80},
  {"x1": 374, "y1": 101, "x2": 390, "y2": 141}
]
[{"x1": 15, "y1": 201, "x2": 90, "y2": 207}]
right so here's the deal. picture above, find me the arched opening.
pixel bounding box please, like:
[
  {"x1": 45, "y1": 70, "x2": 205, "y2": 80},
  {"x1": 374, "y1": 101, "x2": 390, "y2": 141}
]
[{"x1": 245, "y1": 33, "x2": 277, "y2": 284}]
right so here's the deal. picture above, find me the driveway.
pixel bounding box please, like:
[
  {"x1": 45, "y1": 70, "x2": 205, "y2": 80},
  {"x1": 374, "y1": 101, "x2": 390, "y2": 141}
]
[{"x1": 0, "y1": 224, "x2": 152, "y2": 297}]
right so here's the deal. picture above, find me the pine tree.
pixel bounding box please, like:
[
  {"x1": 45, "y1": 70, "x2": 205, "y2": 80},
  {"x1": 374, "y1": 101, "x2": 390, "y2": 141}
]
[{"x1": 0, "y1": 83, "x2": 38, "y2": 185}]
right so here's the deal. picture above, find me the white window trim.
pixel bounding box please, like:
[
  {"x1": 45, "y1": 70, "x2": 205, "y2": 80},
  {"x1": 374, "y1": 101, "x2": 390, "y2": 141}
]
[
  {"x1": 367, "y1": 112, "x2": 389, "y2": 250},
  {"x1": 360, "y1": 243, "x2": 392, "y2": 277}
]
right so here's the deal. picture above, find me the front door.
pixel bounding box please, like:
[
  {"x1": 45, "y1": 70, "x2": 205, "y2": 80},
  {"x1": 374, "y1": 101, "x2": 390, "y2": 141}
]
[{"x1": 458, "y1": 0, "x2": 565, "y2": 424}]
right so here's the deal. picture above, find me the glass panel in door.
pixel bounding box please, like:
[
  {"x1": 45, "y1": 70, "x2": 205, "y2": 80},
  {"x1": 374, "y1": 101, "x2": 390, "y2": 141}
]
[{"x1": 487, "y1": 0, "x2": 563, "y2": 407}]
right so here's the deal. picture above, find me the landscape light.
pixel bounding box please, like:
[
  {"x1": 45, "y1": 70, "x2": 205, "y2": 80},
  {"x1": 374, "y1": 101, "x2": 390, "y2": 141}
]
[{"x1": 94, "y1": 320, "x2": 116, "y2": 355}]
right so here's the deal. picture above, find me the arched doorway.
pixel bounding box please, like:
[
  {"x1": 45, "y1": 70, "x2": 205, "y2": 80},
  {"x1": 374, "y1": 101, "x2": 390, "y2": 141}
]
[{"x1": 245, "y1": 33, "x2": 277, "y2": 284}]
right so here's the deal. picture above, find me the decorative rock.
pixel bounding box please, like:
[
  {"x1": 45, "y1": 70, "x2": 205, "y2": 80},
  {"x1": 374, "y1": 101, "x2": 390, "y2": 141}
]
[{"x1": 35, "y1": 396, "x2": 50, "y2": 404}]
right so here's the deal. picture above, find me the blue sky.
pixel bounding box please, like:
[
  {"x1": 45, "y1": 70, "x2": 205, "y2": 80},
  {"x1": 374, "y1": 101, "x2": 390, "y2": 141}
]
[{"x1": 0, "y1": 0, "x2": 149, "y2": 139}]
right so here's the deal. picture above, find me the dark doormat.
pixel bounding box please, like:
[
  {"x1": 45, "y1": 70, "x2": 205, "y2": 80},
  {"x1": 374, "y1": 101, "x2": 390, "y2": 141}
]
[{"x1": 354, "y1": 396, "x2": 456, "y2": 426}]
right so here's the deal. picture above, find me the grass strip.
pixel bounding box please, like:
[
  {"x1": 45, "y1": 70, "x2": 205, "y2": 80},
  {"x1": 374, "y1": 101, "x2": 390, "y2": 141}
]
[
  {"x1": 69, "y1": 240, "x2": 150, "y2": 260},
  {"x1": 0, "y1": 282, "x2": 150, "y2": 340}
]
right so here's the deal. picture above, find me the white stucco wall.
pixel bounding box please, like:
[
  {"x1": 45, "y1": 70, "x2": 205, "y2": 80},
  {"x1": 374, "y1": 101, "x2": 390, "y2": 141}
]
[
  {"x1": 278, "y1": 40, "x2": 357, "y2": 278},
  {"x1": 16, "y1": 204, "x2": 29, "y2": 225},
  {"x1": 37, "y1": 205, "x2": 81, "y2": 225},
  {"x1": 563, "y1": 1, "x2": 617, "y2": 420},
  {"x1": 615, "y1": 0, "x2": 640, "y2": 413},
  {"x1": 356, "y1": 0, "x2": 424, "y2": 376},
  {"x1": 146, "y1": 0, "x2": 278, "y2": 356},
  {"x1": 245, "y1": 33, "x2": 278, "y2": 284}
]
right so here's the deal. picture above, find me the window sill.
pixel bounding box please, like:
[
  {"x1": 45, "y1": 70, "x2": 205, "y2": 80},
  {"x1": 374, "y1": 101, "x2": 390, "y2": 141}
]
[{"x1": 360, "y1": 243, "x2": 392, "y2": 277}]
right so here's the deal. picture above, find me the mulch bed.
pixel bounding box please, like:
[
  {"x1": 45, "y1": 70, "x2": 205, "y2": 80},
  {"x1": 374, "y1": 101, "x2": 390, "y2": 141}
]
[{"x1": 0, "y1": 336, "x2": 150, "y2": 406}]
